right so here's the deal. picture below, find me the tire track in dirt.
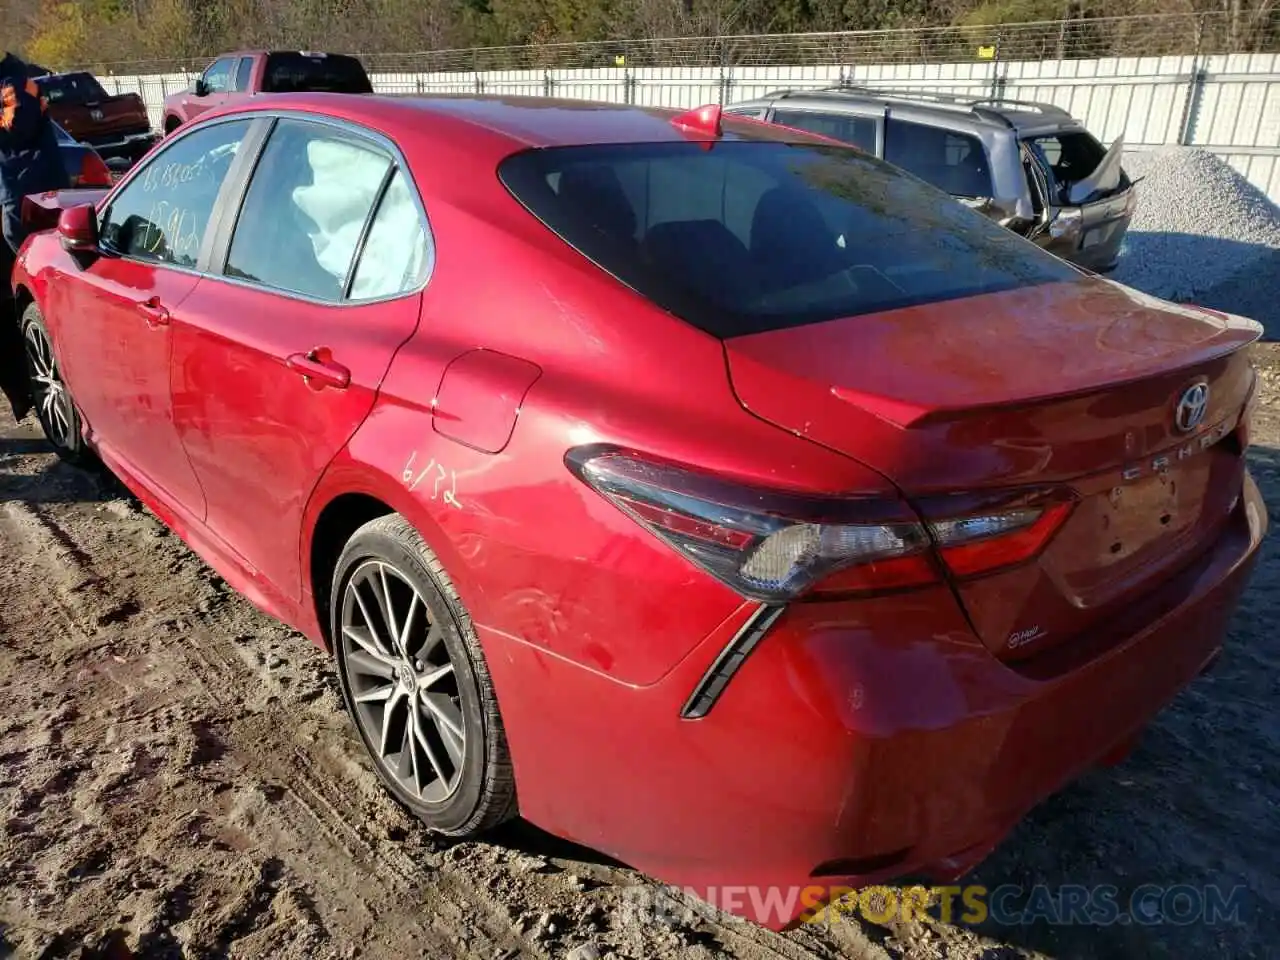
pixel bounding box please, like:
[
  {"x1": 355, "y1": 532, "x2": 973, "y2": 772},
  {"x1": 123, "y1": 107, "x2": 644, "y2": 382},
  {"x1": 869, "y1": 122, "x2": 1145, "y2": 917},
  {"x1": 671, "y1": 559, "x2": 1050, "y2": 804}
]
[
  {"x1": 14, "y1": 367, "x2": 1278, "y2": 960},
  {"x1": 0, "y1": 436, "x2": 863, "y2": 960}
]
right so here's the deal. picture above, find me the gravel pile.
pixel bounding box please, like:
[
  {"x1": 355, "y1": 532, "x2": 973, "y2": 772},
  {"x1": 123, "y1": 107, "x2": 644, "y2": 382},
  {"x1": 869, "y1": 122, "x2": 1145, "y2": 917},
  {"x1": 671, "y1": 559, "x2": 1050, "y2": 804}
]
[{"x1": 1112, "y1": 148, "x2": 1280, "y2": 333}]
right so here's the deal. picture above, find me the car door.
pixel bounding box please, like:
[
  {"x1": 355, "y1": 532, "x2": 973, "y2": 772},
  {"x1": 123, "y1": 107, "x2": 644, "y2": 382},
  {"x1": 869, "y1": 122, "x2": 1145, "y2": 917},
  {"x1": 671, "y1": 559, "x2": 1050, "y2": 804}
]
[
  {"x1": 169, "y1": 115, "x2": 430, "y2": 599},
  {"x1": 184, "y1": 57, "x2": 236, "y2": 122},
  {"x1": 44, "y1": 116, "x2": 255, "y2": 517}
]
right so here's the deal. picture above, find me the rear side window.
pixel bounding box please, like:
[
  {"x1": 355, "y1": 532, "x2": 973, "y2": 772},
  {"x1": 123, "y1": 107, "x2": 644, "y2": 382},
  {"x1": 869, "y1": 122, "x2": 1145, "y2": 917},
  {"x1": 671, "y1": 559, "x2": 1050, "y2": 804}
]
[
  {"x1": 771, "y1": 110, "x2": 877, "y2": 154},
  {"x1": 348, "y1": 170, "x2": 432, "y2": 300},
  {"x1": 499, "y1": 140, "x2": 1075, "y2": 339},
  {"x1": 884, "y1": 120, "x2": 992, "y2": 199},
  {"x1": 261, "y1": 53, "x2": 372, "y2": 94}
]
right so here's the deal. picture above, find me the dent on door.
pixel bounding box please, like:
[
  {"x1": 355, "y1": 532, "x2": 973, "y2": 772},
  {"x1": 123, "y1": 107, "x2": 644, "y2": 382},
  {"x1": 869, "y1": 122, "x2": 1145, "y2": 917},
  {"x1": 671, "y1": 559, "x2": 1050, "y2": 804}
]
[{"x1": 432, "y1": 349, "x2": 542, "y2": 455}]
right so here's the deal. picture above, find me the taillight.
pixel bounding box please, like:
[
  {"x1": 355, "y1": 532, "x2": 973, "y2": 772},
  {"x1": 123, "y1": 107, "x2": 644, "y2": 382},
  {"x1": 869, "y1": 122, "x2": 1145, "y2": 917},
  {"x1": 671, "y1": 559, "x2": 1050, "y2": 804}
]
[
  {"x1": 567, "y1": 446, "x2": 1074, "y2": 602},
  {"x1": 917, "y1": 489, "x2": 1076, "y2": 580},
  {"x1": 74, "y1": 151, "x2": 113, "y2": 188}
]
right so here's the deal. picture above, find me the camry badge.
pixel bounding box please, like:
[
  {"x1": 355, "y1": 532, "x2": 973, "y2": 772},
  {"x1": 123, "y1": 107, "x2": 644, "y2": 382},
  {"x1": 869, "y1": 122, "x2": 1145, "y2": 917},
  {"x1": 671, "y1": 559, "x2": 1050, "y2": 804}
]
[{"x1": 1174, "y1": 382, "x2": 1209, "y2": 433}]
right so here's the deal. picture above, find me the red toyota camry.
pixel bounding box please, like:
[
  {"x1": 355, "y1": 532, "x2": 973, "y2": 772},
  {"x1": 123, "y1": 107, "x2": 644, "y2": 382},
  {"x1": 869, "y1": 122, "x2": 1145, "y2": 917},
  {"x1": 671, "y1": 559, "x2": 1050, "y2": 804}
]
[{"x1": 2, "y1": 93, "x2": 1266, "y2": 928}]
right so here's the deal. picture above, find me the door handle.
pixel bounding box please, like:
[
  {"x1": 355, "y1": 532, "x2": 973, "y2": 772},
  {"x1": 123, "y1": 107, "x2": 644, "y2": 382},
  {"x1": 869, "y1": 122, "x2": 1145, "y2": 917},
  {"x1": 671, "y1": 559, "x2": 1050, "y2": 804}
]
[
  {"x1": 136, "y1": 297, "x2": 170, "y2": 328},
  {"x1": 286, "y1": 348, "x2": 351, "y2": 390}
]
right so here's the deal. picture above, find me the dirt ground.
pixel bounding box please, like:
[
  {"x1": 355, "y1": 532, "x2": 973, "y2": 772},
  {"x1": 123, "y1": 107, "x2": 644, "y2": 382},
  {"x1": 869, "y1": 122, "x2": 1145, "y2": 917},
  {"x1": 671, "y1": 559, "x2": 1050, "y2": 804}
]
[{"x1": 2, "y1": 349, "x2": 1279, "y2": 960}]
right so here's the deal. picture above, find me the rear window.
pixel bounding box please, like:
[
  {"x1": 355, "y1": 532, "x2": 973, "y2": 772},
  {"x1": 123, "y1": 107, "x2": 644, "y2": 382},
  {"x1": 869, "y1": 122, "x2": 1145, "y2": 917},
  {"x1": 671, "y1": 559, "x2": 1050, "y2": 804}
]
[
  {"x1": 261, "y1": 53, "x2": 372, "y2": 94},
  {"x1": 771, "y1": 110, "x2": 877, "y2": 154},
  {"x1": 498, "y1": 140, "x2": 1076, "y2": 338},
  {"x1": 884, "y1": 120, "x2": 993, "y2": 199},
  {"x1": 36, "y1": 73, "x2": 108, "y2": 104},
  {"x1": 1026, "y1": 131, "x2": 1109, "y2": 201}
]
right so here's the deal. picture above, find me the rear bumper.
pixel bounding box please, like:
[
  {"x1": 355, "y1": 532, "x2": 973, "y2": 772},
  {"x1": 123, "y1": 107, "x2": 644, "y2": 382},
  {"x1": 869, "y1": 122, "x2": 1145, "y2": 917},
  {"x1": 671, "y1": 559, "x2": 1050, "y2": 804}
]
[
  {"x1": 80, "y1": 129, "x2": 157, "y2": 161},
  {"x1": 480, "y1": 469, "x2": 1266, "y2": 930}
]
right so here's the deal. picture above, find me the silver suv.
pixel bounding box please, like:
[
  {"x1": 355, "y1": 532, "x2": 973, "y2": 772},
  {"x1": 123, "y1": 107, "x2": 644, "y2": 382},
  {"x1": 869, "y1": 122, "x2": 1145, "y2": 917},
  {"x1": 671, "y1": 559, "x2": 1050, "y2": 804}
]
[{"x1": 726, "y1": 86, "x2": 1135, "y2": 273}]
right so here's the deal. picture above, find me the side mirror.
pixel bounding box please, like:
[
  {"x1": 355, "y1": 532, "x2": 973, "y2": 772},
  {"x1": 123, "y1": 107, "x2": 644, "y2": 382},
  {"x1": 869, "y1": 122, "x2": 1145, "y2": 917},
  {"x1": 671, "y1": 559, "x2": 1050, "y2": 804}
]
[
  {"x1": 58, "y1": 204, "x2": 99, "y2": 254},
  {"x1": 193, "y1": 78, "x2": 209, "y2": 97}
]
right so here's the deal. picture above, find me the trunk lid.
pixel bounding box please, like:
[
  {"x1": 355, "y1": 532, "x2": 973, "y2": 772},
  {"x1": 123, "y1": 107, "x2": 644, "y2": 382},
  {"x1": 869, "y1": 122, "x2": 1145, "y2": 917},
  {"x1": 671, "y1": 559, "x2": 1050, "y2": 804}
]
[
  {"x1": 20, "y1": 188, "x2": 111, "y2": 234},
  {"x1": 723, "y1": 277, "x2": 1260, "y2": 661}
]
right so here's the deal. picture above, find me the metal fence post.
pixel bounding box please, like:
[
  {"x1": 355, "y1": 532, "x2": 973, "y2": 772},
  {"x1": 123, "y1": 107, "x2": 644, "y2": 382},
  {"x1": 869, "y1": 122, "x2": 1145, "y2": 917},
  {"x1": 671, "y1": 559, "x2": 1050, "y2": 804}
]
[
  {"x1": 623, "y1": 68, "x2": 635, "y2": 105},
  {"x1": 989, "y1": 30, "x2": 1004, "y2": 101},
  {"x1": 543, "y1": 71, "x2": 553, "y2": 97},
  {"x1": 1177, "y1": 16, "x2": 1207, "y2": 145},
  {"x1": 718, "y1": 42, "x2": 730, "y2": 105}
]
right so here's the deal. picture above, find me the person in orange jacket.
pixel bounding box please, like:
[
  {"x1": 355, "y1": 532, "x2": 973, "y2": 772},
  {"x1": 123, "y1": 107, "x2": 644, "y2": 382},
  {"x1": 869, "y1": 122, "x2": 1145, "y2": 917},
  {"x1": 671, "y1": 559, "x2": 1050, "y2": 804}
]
[{"x1": 0, "y1": 51, "x2": 69, "y2": 258}]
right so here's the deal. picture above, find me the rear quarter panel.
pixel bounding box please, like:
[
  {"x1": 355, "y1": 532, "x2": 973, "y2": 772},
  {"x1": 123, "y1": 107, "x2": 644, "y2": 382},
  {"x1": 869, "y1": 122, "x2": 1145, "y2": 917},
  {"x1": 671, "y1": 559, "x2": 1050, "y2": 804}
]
[{"x1": 303, "y1": 124, "x2": 901, "y2": 686}]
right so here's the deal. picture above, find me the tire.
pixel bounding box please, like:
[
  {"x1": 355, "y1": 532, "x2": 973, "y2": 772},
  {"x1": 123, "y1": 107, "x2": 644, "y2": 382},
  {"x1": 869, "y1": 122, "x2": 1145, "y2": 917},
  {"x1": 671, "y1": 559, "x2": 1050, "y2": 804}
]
[
  {"x1": 331, "y1": 514, "x2": 516, "y2": 836},
  {"x1": 20, "y1": 302, "x2": 94, "y2": 466}
]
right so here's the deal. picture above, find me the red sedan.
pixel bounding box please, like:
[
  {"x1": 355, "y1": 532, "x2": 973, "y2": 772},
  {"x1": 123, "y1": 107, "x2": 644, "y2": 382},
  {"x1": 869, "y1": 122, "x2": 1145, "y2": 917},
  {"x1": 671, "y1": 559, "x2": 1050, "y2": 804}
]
[{"x1": 2, "y1": 93, "x2": 1266, "y2": 929}]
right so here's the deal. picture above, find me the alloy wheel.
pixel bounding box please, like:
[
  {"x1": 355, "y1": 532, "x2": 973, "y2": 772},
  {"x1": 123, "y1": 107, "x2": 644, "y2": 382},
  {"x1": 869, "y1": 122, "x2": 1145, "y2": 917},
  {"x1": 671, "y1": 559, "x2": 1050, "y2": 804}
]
[
  {"x1": 23, "y1": 323, "x2": 76, "y2": 451},
  {"x1": 340, "y1": 559, "x2": 466, "y2": 803}
]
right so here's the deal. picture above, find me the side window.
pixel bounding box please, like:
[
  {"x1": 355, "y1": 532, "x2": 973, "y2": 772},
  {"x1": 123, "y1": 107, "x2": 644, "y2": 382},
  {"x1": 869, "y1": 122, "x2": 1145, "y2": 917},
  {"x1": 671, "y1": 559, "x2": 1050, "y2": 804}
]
[
  {"x1": 202, "y1": 58, "x2": 235, "y2": 94},
  {"x1": 98, "y1": 119, "x2": 249, "y2": 267},
  {"x1": 348, "y1": 170, "x2": 431, "y2": 300},
  {"x1": 725, "y1": 106, "x2": 767, "y2": 120},
  {"x1": 225, "y1": 118, "x2": 392, "y2": 301},
  {"x1": 771, "y1": 110, "x2": 877, "y2": 154},
  {"x1": 884, "y1": 120, "x2": 993, "y2": 199},
  {"x1": 233, "y1": 58, "x2": 254, "y2": 92}
]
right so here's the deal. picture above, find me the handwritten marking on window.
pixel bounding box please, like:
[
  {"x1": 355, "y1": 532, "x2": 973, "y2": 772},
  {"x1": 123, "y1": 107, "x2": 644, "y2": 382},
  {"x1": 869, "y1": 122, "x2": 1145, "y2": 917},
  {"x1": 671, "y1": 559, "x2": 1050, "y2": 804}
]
[
  {"x1": 402, "y1": 452, "x2": 462, "y2": 509},
  {"x1": 143, "y1": 200, "x2": 202, "y2": 260}
]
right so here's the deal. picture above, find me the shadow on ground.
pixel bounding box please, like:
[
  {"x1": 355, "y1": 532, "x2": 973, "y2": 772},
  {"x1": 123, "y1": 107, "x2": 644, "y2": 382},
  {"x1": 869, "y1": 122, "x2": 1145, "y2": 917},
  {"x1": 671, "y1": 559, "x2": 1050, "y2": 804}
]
[
  {"x1": 1112, "y1": 233, "x2": 1279, "y2": 340},
  {"x1": 0, "y1": 433, "x2": 123, "y2": 506}
]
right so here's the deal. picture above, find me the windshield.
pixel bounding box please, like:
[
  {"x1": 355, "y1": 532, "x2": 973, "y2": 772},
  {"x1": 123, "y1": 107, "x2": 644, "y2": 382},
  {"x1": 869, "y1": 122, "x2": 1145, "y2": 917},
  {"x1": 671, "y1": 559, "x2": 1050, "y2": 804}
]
[
  {"x1": 499, "y1": 139, "x2": 1077, "y2": 338},
  {"x1": 37, "y1": 73, "x2": 109, "y2": 104},
  {"x1": 261, "y1": 53, "x2": 372, "y2": 94}
]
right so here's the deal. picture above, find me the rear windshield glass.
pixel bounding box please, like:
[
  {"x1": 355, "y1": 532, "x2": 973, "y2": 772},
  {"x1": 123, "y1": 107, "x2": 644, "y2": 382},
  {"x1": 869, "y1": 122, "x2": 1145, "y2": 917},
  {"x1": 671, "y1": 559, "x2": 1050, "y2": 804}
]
[
  {"x1": 770, "y1": 110, "x2": 877, "y2": 154},
  {"x1": 1025, "y1": 131, "x2": 1111, "y2": 201},
  {"x1": 261, "y1": 53, "x2": 372, "y2": 94},
  {"x1": 499, "y1": 140, "x2": 1076, "y2": 338},
  {"x1": 37, "y1": 73, "x2": 109, "y2": 104}
]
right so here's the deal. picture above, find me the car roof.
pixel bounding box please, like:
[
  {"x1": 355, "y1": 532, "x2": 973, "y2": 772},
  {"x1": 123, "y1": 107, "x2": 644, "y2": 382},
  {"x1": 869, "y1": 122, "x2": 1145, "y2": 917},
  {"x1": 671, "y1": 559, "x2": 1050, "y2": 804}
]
[
  {"x1": 733, "y1": 87, "x2": 1084, "y2": 136},
  {"x1": 200, "y1": 93, "x2": 818, "y2": 150},
  {"x1": 213, "y1": 50, "x2": 365, "y2": 60}
]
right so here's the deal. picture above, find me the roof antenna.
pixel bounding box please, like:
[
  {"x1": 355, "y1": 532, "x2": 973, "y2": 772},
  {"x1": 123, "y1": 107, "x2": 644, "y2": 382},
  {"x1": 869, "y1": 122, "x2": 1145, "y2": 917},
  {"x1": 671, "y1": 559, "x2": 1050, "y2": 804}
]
[{"x1": 669, "y1": 103, "x2": 723, "y2": 141}]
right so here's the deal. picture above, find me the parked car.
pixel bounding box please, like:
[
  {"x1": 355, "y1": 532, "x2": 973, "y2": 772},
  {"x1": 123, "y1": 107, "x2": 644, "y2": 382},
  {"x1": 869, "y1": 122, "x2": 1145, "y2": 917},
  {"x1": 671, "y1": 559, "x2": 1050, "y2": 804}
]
[
  {"x1": 33, "y1": 71, "x2": 157, "y2": 164},
  {"x1": 3, "y1": 95, "x2": 1264, "y2": 931},
  {"x1": 52, "y1": 120, "x2": 116, "y2": 188},
  {"x1": 726, "y1": 86, "x2": 1136, "y2": 272},
  {"x1": 162, "y1": 50, "x2": 372, "y2": 133}
]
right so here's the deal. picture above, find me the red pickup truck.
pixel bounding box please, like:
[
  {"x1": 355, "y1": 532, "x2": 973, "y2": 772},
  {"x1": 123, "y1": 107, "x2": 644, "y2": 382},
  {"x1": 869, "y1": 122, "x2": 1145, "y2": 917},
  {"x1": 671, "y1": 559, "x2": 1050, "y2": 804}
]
[
  {"x1": 161, "y1": 51, "x2": 373, "y2": 134},
  {"x1": 33, "y1": 71, "x2": 158, "y2": 163}
]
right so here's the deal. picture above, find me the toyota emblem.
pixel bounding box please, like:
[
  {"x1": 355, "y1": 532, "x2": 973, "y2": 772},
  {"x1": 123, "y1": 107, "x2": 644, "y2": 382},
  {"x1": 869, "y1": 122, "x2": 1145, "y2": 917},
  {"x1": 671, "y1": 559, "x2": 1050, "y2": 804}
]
[{"x1": 1174, "y1": 382, "x2": 1209, "y2": 433}]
